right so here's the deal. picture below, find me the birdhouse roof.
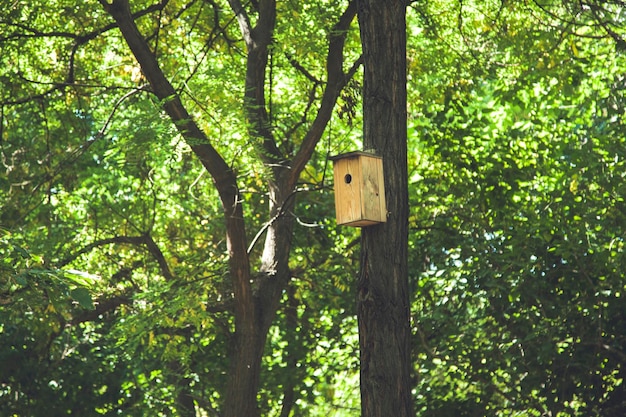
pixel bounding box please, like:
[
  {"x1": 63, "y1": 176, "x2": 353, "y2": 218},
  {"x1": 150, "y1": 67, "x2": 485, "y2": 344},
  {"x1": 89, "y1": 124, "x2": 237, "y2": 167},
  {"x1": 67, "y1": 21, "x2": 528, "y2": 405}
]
[{"x1": 329, "y1": 151, "x2": 381, "y2": 161}]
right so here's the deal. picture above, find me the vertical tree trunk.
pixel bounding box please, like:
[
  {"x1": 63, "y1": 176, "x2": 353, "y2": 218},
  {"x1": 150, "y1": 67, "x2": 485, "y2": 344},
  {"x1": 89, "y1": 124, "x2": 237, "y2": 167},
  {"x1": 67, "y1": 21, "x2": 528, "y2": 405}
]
[
  {"x1": 175, "y1": 378, "x2": 196, "y2": 417},
  {"x1": 223, "y1": 183, "x2": 296, "y2": 417},
  {"x1": 356, "y1": 0, "x2": 412, "y2": 416}
]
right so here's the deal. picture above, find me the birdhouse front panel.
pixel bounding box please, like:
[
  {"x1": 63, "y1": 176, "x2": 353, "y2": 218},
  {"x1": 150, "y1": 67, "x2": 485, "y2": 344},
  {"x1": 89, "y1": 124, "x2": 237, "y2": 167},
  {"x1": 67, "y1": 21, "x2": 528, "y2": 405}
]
[{"x1": 331, "y1": 152, "x2": 386, "y2": 227}]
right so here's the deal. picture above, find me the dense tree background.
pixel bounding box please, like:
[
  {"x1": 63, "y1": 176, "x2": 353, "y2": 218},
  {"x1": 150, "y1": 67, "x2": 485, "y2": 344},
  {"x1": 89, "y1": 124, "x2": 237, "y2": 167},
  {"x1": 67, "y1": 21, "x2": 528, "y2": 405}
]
[{"x1": 2, "y1": 0, "x2": 626, "y2": 416}]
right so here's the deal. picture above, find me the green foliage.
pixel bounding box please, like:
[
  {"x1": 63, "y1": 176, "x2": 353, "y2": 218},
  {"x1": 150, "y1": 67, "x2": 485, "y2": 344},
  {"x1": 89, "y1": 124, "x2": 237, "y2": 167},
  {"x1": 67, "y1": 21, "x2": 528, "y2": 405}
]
[
  {"x1": 4, "y1": 0, "x2": 626, "y2": 415},
  {"x1": 1, "y1": 231, "x2": 95, "y2": 310},
  {"x1": 408, "y1": 2, "x2": 626, "y2": 416},
  {"x1": 1, "y1": 0, "x2": 360, "y2": 415}
]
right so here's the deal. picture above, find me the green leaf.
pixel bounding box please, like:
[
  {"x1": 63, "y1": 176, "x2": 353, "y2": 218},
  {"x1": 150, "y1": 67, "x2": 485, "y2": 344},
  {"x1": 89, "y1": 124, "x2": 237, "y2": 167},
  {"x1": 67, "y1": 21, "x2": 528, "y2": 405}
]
[
  {"x1": 12, "y1": 244, "x2": 31, "y2": 259},
  {"x1": 70, "y1": 287, "x2": 95, "y2": 310},
  {"x1": 64, "y1": 269, "x2": 99, "y2": 287},
  {"x1": 15, "y1": 273, "x2": 28, "y2": 286}
]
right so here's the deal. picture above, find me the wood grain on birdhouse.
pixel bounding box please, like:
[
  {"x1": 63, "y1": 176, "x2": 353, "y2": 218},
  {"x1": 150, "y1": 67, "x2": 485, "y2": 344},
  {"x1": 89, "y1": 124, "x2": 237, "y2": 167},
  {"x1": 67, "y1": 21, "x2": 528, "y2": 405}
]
[{"x1": 331, "y1": 151, "x2": 386, "y2": 227}]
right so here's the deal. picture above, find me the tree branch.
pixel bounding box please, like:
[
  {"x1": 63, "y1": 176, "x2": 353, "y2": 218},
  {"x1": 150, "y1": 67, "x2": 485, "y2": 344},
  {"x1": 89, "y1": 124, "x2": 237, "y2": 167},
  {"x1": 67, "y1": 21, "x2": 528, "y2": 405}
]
[
  {"x1": 58, "y1": 234, "x2": 174, "y2": 280},
  {"x1": 228, "y1": 0, "x2": 282, "y2": 165},
  {"x1": 102, "y1": 0, "x2": 235, "y2": 188},
  {"x1": 227, "y1": 0, "x2": 253, "y2": 48},
  {"x1": 289, "y1": 0, "x2": 358, "y2": 188},
  {"x1": 70, "y1": 294, "x2": 132, "y2": 324},
  {"x1": 586, "y1": 1, "x2": 626, "y2": 49},
  {"x1": 247, "y1": 188, "x2": 298, "y2": 254},
  {"x1": 101, "y1": 0, "x2": 255, "y2": 377},
  {"x1": 1, "y1": 0, "x2": 171, "y2": 106},
  {"x1": 59, "y1": 235, "x2": 146, "y2": 267}
]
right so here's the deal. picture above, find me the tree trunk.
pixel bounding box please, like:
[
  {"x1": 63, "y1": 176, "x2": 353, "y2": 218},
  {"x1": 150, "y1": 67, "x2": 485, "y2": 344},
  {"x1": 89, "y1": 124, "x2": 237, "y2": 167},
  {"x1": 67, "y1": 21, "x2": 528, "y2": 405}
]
[
  {"x1": 175, "y1": 377, "x2": 197, "y2": 417},
  {"x1": 223, "y1": 181, "x2": 295, "y2": 417},
  {"x1": 356, "y1": 0, "x2": 412, "y2": 416}
]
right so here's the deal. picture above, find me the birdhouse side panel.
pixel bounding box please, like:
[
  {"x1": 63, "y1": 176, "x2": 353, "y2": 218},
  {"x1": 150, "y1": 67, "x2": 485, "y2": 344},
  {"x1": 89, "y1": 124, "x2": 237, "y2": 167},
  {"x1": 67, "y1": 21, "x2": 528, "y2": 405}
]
[
  {"x1": 333, "y1": 157, "x2": 363, "y2": 225},
  {"x1": 360, "y1": 156, "x2": 387, "y2": 224}
]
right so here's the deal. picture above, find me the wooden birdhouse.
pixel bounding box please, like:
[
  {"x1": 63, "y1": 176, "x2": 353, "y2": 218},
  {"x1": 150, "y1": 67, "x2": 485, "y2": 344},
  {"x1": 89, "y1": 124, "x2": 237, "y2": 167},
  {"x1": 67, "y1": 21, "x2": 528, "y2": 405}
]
[{"x1": 331, "y1": 151, "x2": 386, "y2": 227}]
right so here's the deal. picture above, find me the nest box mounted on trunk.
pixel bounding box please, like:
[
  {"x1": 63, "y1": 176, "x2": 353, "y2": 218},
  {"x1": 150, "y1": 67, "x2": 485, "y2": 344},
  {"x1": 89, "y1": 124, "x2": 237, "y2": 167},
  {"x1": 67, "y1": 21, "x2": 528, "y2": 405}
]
[{"x1": 331, "y1": 151, "x2": 387, "y2": 227}]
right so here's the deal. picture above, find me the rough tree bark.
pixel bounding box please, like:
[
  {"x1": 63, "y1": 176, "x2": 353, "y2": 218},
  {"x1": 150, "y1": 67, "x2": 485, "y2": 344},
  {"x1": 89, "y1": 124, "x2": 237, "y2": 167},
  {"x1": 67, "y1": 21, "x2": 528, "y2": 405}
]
[
  {"x1": 356, "y1": 0, "x2": 413, "y2": 416},
  {"x1": 99, "y1": 0, "x2": 358, "y2": 416}
]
